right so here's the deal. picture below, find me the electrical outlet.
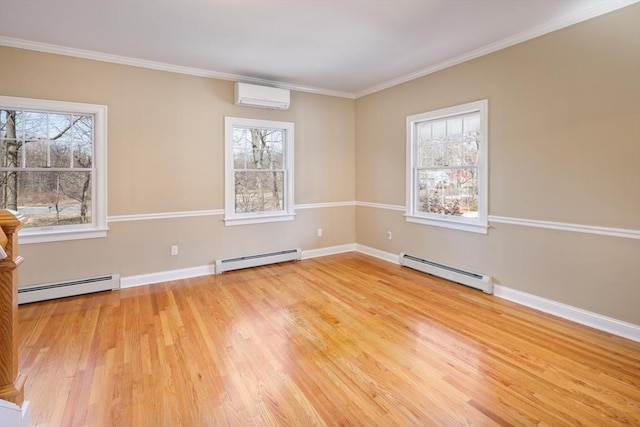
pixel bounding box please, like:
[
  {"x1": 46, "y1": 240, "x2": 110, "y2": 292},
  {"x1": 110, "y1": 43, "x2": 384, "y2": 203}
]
[
  {"x1": 386, "y1": 231, "x2": 393, "y2": 240},
  {"x1": 171, "y1": 245, "x2": 179, "y2": 256},
  {"x1": 317, "y1": 228, "x2": 323, "y2": 237}
]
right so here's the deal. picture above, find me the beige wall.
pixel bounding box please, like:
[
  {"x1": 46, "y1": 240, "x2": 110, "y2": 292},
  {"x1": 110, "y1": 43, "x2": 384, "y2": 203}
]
[
  {"x1": 355, "y1": 4, "x2": 640, "y2": 324},
  {"x1": 18, "y1": 207, "x2": 356, "y2": 285},
  {"x1": 0, "y1": 4, "x2": 638, "y2": 326},
  {"x1": 0, "y1": 46, "x2": 356, "y2": 285}
]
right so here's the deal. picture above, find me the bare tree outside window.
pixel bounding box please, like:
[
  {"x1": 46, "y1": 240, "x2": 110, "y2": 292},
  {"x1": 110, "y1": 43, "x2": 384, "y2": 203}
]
[
  {"x1": 224, "y1": 117, "x2": 294, "y2": 226},
  {"x1": 0, "y1": 108, "x2": 94, "y2": 228},
  {"x1": 233, "y1": 127, "x2": 285, "y2": 213}
]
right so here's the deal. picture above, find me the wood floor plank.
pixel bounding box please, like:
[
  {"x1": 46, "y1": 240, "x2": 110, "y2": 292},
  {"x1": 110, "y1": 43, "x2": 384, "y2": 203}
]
[{"x1": 17, "y1": 252, "x2": 640, "y2": 426}]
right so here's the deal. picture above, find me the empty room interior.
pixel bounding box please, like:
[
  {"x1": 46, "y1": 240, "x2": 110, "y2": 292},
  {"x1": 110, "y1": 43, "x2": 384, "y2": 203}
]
[{"x1": 0, "y1": 1, "x2": 639, "y2": 426}]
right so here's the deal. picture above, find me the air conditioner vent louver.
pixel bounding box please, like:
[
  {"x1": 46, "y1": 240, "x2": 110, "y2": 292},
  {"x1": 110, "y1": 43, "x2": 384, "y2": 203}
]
[{"x1": 234, "y1": 82, "x2": 290, "y2": 110}]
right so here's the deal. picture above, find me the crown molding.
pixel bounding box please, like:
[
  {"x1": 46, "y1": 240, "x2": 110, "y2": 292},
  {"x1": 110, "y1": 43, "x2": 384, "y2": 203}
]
[
  {"x1": 355, "y1": 0, "x2": 638, "y2": 98},
  {"x1": 1, "y1": 1, "x2": 634, "y2": 100},
  {"x1": 0, "y1": 36, "x2": 355, "y2": 99}
]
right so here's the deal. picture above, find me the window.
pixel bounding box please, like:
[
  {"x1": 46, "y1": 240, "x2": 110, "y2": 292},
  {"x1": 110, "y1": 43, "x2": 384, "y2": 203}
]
[
  {"x1": 224, "y1": 117, "x2": 294, "y2": 225},
  {"x1": 406, "y1": 100, "x2": 488, "y2": 234},
  {"x1": 0, "y1": 96, "x2": 107, "y2": 243}
]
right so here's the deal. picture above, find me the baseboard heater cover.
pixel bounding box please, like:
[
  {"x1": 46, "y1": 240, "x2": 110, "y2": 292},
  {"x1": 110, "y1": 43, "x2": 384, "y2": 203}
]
[
  {"x1": 215, "y1": 248, "x2": 301, "y2": 273},
  {"x1": 18, "y1": 274, "x2": 120, "y2": 304},
  {"x1": 399, "y1": 253, "x2": 493, "y2": 294}
]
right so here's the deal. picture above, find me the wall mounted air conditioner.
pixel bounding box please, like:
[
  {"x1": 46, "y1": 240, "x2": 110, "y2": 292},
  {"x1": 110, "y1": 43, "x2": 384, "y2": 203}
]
[{"x1": 234, "y1": 82, "x2": 290, "y2": 110}]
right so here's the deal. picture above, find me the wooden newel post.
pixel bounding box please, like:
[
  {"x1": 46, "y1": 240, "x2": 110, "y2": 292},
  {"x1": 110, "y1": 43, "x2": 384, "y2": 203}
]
[{"x1": 0, "y1": 210, "x2": 26, "y2": 405}]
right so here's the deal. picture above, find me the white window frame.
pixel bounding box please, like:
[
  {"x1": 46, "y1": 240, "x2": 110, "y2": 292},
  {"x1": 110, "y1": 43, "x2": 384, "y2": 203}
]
[
  {"x1": 406, "y1": 99, "x2": 488, "y2": 234},
  {"x1": 224, "y1": 117, "x2": 295, "y2": 226},
  {"x1": 0, "y1": 96, "x2": 108, "y2": 244}
]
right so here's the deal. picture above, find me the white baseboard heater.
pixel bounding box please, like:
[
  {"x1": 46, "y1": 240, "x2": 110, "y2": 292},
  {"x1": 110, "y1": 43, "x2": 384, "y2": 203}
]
[
  {"x1": 215, "y1": 248, "x2": 301, "y2": 273},
  {"x1": 399, "y1": 253, "x2": 493, "y2": 294},
  {"x1": 18, "y1": 274, "x2": 120, "y2": 304}
]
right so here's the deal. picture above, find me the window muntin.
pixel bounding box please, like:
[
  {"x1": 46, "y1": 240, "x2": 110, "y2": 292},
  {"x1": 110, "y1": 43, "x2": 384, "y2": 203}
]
[
  {"x1": 0, "y1": 96, "x2": 107, "y2": 243},
  {"x1": 224, "y1": 117, "x2": 294, "y2": 225},
  {"x1": 406, "y1": 100, "x2": 488, "y2": 234}
]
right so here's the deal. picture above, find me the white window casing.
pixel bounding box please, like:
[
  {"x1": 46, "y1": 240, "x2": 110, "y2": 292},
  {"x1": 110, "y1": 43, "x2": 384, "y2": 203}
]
[
  {"x1": 0, "y1": 96, "x2": 108, "y2": 243},
  {"x1": 224, "y1": 117, "x2": 295, "y2": 226},
  {"x1": 406, "y1": 99, "x2": 488, "y2": 234}
]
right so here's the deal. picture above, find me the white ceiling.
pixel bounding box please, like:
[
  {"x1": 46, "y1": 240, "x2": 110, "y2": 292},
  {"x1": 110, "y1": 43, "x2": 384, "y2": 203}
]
[{"x1": 0, "y1": 0, "x2": 635, "y2": 97}]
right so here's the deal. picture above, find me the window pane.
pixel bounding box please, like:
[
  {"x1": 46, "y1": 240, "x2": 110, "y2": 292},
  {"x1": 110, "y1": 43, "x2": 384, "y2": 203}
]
[
  {"x1": 417, "y1": 168, "x2": 478, "y2": 217},
  {"x1": 74, "y1": 140, "x2": 93, "y2": 168},
  {"x1": 23, "y1": 111, "x2": 47, "y2": 140},
  {"x1": 422, "y1": 135, "x2": 463, "y2": 167},
  {"x1": 420, "y1": 112, "x2": 481, "y2": 168},
  {"x1": 72, "y1": 115, "x2": 93, "y2": 168},
  {"x1": 263, "y1": 132, "x2": 284, "y2": 169},
  {"x1": 72, "y1": 115, "x2": 93, "y2": 142},
  {"x1": 418, "y1": 137, "x2": 438, "y2": 167},
  {"x1": 0, "y1": 110, "x2": 6, "y2": 130},
  {"x1": 234, "y1": 171, "x2": 284, "y2": 213},
  {"x1": 49, "y1": 114, "x2": 72, "y2": 140},
  {"x1": 0, "y1": 110, "x2": 24, "y2": 138},
  {"x1": 1, "y1": 111, "x2": 23, "y2": 167},
  {"x1": 25, "y1": 138, "x2": 47, "y2": 168},
  {"x1": 3, "y1": 170, "x2": 92, "y2": 228},
  {"x1": 463, "y1": 114, "x2": 480, "y2": 133},
  {"x1": 1, "y1": 138, "x2": 24, "y2": 169},
  {"x1": 417, "y1": 122, "x2": 431, "y2": 140},
  {"x1": 13, "y1": 111, "x2": 23, "y2": 136},
  {"x1": 462, "y1": 133, "x2": 479, "y2": 166},
  {"x1": 51, "y1": 139, "x2": 72, "y2": 168},
  {"x1": 432, "y1": 120, "x2": 446, "y2": 138},
  {"x1": 441, "y1": 135, "x2": 463, "y2": 167},
  {"x1": 0, "y1": 97, "x2": 107, "y2": 240},
  {"x1": 233, "y1": 133, "x2": 250, "y2": 169},
  {"x1": 233, "y1": 127, "x2": 284, "y2": 170},
  {"x1": 447, "y1": 117, "x2": 463, "y2": 135}
]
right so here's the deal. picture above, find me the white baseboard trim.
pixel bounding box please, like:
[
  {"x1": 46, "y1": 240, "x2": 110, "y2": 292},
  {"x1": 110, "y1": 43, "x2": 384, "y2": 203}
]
[
  {"x1": 120, "y1": 245, "x2": 358, "y2": 288},
  {"x1": 493, "y1": 285, "x2": 640, "y2": 342},
  {"x1": 350, "y1": 245, "x2": 640, "y2": 342},
  {"x1": 120, "y1": 265, "x2": 216, "y2": 289},
  {"x1": 355, "y1": 244, "x2": 399, "y2": 264},
  {"x1": 302, "y1": 244, "x2": 356, "y2": 259},
  {"x1": 0, "y1": 399, "x2": 28, "y2": 427},
  {"x1": 118, "y1": 244, "x2": 639, "y2": 342}
]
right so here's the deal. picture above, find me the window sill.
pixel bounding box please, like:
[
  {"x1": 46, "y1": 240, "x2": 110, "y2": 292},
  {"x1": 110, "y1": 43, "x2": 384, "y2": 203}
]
[
  {"x1": 405, "y1": 214, "x2": 488, "y2": 234},
  {"x1": 224, "y1": 213, "x2": 295, "y2": 226},
  {"x1": 19, "y1": 227, "x2": 109, "y2": 244}
]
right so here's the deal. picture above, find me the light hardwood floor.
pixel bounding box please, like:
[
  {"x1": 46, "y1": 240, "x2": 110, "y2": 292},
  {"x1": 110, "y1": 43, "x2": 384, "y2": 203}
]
[{"x1": 17, "y1": 253, "x2": 640, "y2": 426}]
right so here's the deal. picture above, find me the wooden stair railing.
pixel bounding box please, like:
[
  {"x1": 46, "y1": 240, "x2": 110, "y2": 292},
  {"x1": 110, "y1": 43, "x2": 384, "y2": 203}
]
[{"x1": 0, "y1": 210, "x2": 26, "y2": 406}]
